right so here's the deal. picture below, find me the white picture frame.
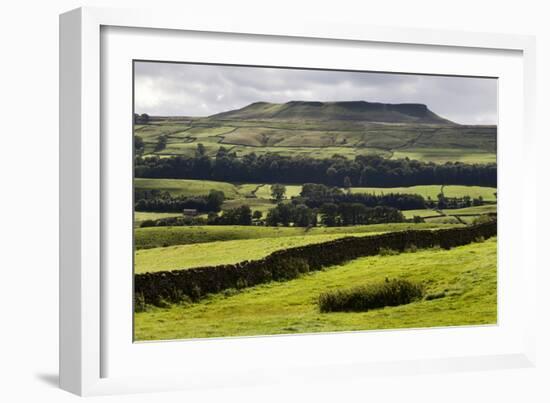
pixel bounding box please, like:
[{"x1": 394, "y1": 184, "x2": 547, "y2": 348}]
[{"x1": 60, "y1": 6, "x2": 538, "y2": 396}]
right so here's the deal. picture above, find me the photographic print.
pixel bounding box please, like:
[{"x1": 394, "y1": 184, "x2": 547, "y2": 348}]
[{"x1": 133, "y1": 62, "x2": 497, "y2": 341}]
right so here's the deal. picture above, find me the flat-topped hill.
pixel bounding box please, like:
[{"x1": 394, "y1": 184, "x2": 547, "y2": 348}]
[{"x1": 211, "y1": 101, "x2": 456, "y2": 124}]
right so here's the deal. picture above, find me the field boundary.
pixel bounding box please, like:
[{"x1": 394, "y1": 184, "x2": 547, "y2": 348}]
[{"x1": 135, "y1": 221, "x2": 497, "y2": 307}]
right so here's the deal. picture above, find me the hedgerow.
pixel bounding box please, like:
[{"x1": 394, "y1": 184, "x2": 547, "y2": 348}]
[{"x1": 134, "y1": 221, "x2": 496, "y2": 308}]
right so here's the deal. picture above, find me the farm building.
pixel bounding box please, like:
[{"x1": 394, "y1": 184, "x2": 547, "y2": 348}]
[{"x1": 183, "y1": 209, "x2": 198, "y2": 216}]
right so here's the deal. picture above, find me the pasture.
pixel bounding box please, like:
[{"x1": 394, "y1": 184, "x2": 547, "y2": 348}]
[
  {"x1": 134, "y1": 212, "x2": 182, "y2": 227},
  {"x1": 135, "y1": 233, "x2": 373, "y2": 273},
  {"x1": 400, "y1": 209, "x2": 441, "y2": 219},
  {"x1": 134, "y1": 118, "x2": 496, "y2": 164},
  {"x1": 134, "y1": 222, "x2": 460, "y2": 250},
  {"x1": 350, "y1": 185, "x2": 497, "y2": 201},
  {"x1": 134, "y1": 237, "x2": 497, "y2": 340},
  {"x1": 135, "y1": 178, "x2": 497, "y2": 202},
  {"x1": 135, "y1": 178, "x2": 241, "y2": 198}
]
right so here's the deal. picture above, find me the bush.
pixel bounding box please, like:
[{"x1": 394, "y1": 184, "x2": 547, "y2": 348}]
[{"x1": 318, "y1": 279, "x2": 424, "y2": 313}]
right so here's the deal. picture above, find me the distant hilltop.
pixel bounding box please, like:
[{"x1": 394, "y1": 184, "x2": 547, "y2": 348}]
[{"x1": 209, "y1": 100, "x2": 457, "y2": 125}]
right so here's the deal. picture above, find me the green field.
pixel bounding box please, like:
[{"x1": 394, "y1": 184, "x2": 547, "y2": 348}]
[
  {"x1": 135, "y1": 178, "x2": 241, "y2": 198},
  {"x1": 135, "y1": 105, "x2": 496, "y2": 164},
  {"x1": 350, "y1": 185, "x2": 497, "y2": 201},
  {"x1": 136, "y1": 178, "x2": 300, "y2": 201},
  {"x1": 391, "y1": 148, "x2": 496, "y2": 164},
  {"x1": 254, "y1": 184, "x2": 303, "y2": 200},
  {"x1": 135, "y1": 233, "x2": 374, "y2": 273},
  {"x1": 134, "y1": 212, "x2": 182, "y2": 226},
  {"x1": 221, "y1": 198, "x2": 275, "y2": 217},
  {"x1": 400, "y1": 209, "x2": 441, "y2": 219},
  {"x1": 134, "y1": 237, "x2": 497, "y2": 340},
  {"x1": 424, "y1": 216, "x2": 462, "y2": 224},
  {"x1": 134, "y1": 222, "x2": 460, "y2": 250},
  {"x1": 442, "y1": 204, "x2": 497, "y2": 215},
  {"x1": 135, "y1": 178, "x2": 496, "y2": 203}
]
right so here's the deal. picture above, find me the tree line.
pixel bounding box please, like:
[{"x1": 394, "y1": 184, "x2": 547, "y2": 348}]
[
  {"x1": 134, "y1": 144, "x2": 497, "y2": 187},
  {"x1": 134, "y1": 189, "x2": 225, "y2": 213},
  {"x1": 297, "y1": 183, "x2": 426, "y2": 210}
]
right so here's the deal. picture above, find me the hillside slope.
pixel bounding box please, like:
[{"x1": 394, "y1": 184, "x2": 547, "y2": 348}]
[
  {"x1": 211, "y1": 101, "x2": 456, "y2": 124},
  {"x1": 136, "y1": 100, "x2": 497, "y2": 163}
]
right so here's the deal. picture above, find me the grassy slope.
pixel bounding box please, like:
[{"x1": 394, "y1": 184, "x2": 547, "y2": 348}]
[
  {"x1": 134, "y1": 178, "x2": 240, "y2": 198},
  {"x1": 442, "y1": 204, "x2": 497, "y2": 215},
  {"x1": 400, "y1": 209, "x2": 441, "y2": 219},
  {"x1": 424, "y1": 216, "x2": 461, "y2": 224},
  {"x1": 134, "y1": 238, "x2": 497, "y2": 340},
  {"x1": 134, "y1": 222, "x2": 459, "y2": 250},
  {"x1": 134, "y1": 212, "x2": 182, "y2": 226},
  {"x1": 135, "y1": 178, "x2": 496, "y2": 203},
  {"x1": 392, "y1": 148, "x2": 496, "y2": 164},
  {"x1": 350, "y1": 185, "x2": 497, "y2": 201},
  {"x1": 137, "y1": 119, "x2": 496, "y2": 164},
  {"x1": 135, "y1": 233, "x2": 373, "y2": 273},
  {"x1": 254, "y1": 184, "x2": 303, "y2": 199}
]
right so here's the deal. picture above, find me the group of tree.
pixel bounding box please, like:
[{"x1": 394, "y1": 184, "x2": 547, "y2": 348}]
[
  {"x1": 134, "y1": 144, "x2": 497, "y2": 187},
  {"x1": 319, "y1": 204, "x2": 404, "y2": 226},
  {"x1": 263, "y1": 201, "x2": 405, "y2": 227},
  {"x1": 298, "y1": 183, "x2": 426, "y2": 210},
  {"x1": 140, "y1": 215, "x2": 207, "y2": 228},
  {"x1": 134, "y1": 113, "x2": 150, "y2": 124},
  {"x1": 270, "y1": 184, "x2": 286, "y2": 201},
  {"x1": 425, "y1": 193, "x2": 486, "y2": 210},
  {"x1": 265, "y1": 203, "x2": 318, "y2": 227},
  {"x1": 134, "y1": 189, "x2": 225, "y2": 213},
  {"x1": 207, "y1": 205, "x2": 252, "y2": 225}
]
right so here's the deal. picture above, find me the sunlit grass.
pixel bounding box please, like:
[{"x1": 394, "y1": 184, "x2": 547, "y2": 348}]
[{"x1": 134, "y1": 238, "x2": 497, "y2": 340}]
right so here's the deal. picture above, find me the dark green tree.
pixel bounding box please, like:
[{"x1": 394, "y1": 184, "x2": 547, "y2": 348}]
[{"x1": 271, "y1": 184, "x2": 286, "y2": 201}]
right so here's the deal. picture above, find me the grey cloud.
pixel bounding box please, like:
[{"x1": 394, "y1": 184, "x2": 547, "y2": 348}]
[{"x1": 134, "y1": 61, "x2": 497, "y2": 125}]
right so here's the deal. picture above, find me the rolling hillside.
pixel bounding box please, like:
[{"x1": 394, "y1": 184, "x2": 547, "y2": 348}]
[
  {"x1": 136, "y1": 100, "x2": 497, "y2": 163},
  {"x1": 211, "y1": 100, "x2": 455, "y2": 124}
]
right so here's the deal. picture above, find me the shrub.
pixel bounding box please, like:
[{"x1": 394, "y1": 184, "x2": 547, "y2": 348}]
[
  {"x1": 404, "y1": 244, "x2": 418, "y2": 253},
  {"x1": 318, "y1": 279, "x2": 425, "y2": 313}
]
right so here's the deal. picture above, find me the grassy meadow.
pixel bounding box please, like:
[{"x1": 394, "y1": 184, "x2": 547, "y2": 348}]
[
  {"x1": 349, "y1": 185, "x2": 496, "y2": 201},
  {"x1": 135, "y1": 118, "x2": 496, "y2": 164},
  {"x1": 135, "y1": 222, "x2": 459, "y2": 250},
  {"x1": 135, "y1": 222, "x2": 461, "y2": 272},
  {"x1": 136, "y1": 177, "x2": 496, "y2": 202},
  {"x1": 134, "y1": 237, "x2": 497, "y2": 340}
]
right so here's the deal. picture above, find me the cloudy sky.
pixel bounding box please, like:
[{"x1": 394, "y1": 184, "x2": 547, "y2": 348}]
[{"x1": 134, "y1": 61, "x2": 497, "y2": 125}]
